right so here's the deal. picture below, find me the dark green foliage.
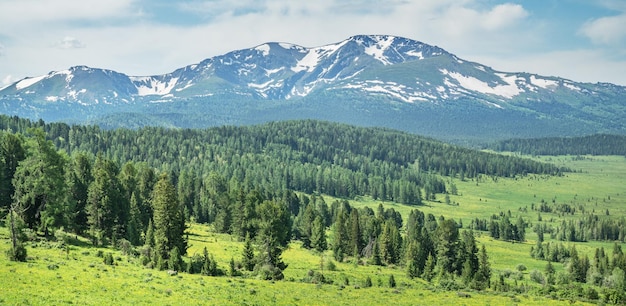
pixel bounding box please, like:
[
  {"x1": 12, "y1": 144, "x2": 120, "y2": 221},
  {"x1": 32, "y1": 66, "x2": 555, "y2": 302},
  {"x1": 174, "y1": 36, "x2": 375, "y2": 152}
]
[
  {"x1": 388, "y1": 274, "x2": 396, "y2": 288},
  {"x1": 310, "y1": 215, "x2": 327, "y2": 252},
  {"x1": 6, "y1": 209, "x2": 28, "y2": 262},
  {"x1": 434, "y1": 219, "x2": 459, "y2": 274},
  {"x1": 168, "y1": 247, "x2": 183, "y2": 272},
  {"x1": 364, "y1": 276, "x2": 372, "y2": 288},
  {"x1": 200, "y1": 247, "x2": 219, "y2": 276},
  {"x1": 473, "y1": 245, "x2": 491, "y2": 290},
  {"x1": 490, "y1": 134, "x2": 626, "y2": 155},
  {"x1": 0, "y1": 132, "x2": 26, "y2": 210},
  {"x1": 87, "y1": 155, "x2": 125, "y2": 246},
  {"x1": 6, "y1": 241, "x2": 27, "y2": 262},
  {"x1": 242, "y1": 234, "x2": 255, "y2": 271},
  {"x1": 12, "y1": 128, "x2": 68, "y2": 233},
  {"x1": 103, "y1": 252, "x2": 114, "y2": 265},
  {"x1": 254, "y1": 200, "x2": 291, "y2": 279},
  {"x1": 152, "y1": 174, "x2": 187, "y2": 268}
]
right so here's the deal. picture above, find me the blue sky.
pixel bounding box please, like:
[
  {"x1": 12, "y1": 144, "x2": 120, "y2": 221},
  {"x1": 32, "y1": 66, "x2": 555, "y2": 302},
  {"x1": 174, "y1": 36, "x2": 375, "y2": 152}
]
[{"x1": 1, "y1": 0, "x2": 625, "y2": 86}]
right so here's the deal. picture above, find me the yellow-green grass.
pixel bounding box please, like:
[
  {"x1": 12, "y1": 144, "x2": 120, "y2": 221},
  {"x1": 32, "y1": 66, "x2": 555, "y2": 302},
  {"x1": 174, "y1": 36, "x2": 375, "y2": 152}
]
[{"x1": 1, "y1": 225, "x2": 588, "y2": 305}]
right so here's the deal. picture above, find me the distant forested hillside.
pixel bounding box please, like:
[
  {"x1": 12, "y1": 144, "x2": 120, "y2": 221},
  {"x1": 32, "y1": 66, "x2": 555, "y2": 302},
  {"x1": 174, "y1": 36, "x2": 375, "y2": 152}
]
[
  {"x1": 1, "y1": 115, "x2": 564, "y2": 205},
  {"x1": 489, "y1": 134, "x2": 626, "y2": 156}
]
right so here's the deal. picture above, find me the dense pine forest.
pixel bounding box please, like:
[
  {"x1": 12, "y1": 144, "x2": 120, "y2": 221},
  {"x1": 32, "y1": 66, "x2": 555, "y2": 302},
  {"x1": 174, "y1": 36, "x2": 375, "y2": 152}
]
[
  {"x1": 3, "y1": 115, "x2": 626, "y2": 304},
  {"x1": 489, "y1": 134, "x2": 626, "y2": 156}
]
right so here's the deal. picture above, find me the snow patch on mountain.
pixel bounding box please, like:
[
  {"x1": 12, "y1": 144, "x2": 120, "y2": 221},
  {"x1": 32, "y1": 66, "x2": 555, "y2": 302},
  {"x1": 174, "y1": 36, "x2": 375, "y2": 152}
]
[
  {"x1": 405, "y1": 50, "x2": 424, "y2": 59},
  {"x1": 255, "y1": 44, "x2": 270, "y2": 56},
  {"x1": 530, "y1": 75, "x2": 558, "y2": 89},
  {"x1": 16, "y1": 75, "x2": 46, "y2": 90},
  {"x1": 363, "y1": 35, "x2": 395, "y2": 65},
  {"x1": 133, "y1": 77, "x2": 179, "y2": 96},
  {"x1": 441, "y1": 69, "x2": 522, "y2": 99},
  {"x1": 563, "y1": 82, "x2": 582, "y2": 91},
  {"x1": 342, "y1": 80, "x2": 434, "y2": 103},
  {"x1": 292, "y1": 40, "x2": 349, "y2": 73}
]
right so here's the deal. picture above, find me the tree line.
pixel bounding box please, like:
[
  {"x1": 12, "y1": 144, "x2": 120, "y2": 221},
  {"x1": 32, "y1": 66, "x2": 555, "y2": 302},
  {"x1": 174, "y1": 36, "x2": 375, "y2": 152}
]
[{"x1": 489, "y1": 134, "x2": 626, "y2": 156}]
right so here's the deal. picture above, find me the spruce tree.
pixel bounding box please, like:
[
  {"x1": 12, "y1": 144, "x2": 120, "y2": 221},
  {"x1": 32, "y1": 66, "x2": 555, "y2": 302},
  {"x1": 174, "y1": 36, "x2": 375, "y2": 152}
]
[
  {"x1": 152, "y1": 173, "x2": 187, "y2": 269},
  {"x1": 310, "y1": 215, "x2": 327, "y2": 252},
  {"x1": 242, "y1": 234, "x2": 255, "y2": 271}
]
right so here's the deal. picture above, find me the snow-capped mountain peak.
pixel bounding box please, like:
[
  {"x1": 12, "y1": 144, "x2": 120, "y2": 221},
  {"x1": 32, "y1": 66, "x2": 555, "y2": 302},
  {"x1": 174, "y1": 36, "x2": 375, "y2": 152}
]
[{"x1": 0, "y1": 35, "x2": 624, "y2": 140}]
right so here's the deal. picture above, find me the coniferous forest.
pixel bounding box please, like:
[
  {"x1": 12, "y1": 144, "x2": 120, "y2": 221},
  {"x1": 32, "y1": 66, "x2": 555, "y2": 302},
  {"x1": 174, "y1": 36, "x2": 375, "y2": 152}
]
[{"x1": 2, "y1": 114, "x2": 626, "y2": 304}]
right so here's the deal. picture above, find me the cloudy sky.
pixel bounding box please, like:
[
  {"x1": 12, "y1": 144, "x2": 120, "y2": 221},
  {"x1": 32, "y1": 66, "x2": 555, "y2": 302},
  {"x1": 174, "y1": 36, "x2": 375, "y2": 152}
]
[{"x1": 1, "y1": 0, "x2": 626, "y2": 86}]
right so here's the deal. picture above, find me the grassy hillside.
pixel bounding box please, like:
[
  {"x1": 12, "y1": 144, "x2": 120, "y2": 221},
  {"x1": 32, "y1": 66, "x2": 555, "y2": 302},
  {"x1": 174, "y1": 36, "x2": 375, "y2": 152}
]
[
  {"x1": 0, "y1": 226, "x2": 583, "y2": 306},
  {"x1": 4, "y1": 154, "x2": 623, "y2": 305}
]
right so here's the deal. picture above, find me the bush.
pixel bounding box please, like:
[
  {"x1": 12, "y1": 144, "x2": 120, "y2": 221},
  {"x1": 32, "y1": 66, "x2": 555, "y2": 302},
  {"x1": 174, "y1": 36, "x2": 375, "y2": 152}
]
[
  {"x1": 255, "y1": 264, "x2": 284, "y2": 281},
  {"x1": 388, "y1": 275, "x2": 396, "y2": 288},
  {"x1": 117, "y1": 239, "x2": 133, "y2": 256},
  {"x1": 364, "y1": 276, "x2": 372, "y2": 288},
  {"x1": 103, "y1": 253, "x2": 114, "y2": 265},
  {"x1": 311, "y1": 272, "x2": 326, "y2": 284},
  {"x1": 529, "y1": 270, "x2": 544, "y2": 284},
  {"x1": 6, "y1": 242, "x2": 27, "y2": 262},
  {"x1": 187, "y1": 254, "x2": 204, "y2": 274},
  {"x1": 516, "y1": 264, "x2": 527, "y2": 272},
  {"x1": 326, "y1": 260, "x2": 337, "y2": 271},
  {"x1": 583, "y1": 287, "x2": 599, "y2": 300}
]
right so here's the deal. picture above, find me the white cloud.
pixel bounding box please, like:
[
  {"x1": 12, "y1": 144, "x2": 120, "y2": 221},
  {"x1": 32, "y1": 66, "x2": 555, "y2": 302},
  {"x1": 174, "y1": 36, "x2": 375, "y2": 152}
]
[
  {"x1": 0, "y1": 0, "x2": 140, "y2": 27},
  {"x1": 579, "y1": 13, "x2": 626, "y2": 45},
  {"x1": 0, "y1": 0, "x2": 624, "y2": 87},
  {"x1": 469, "y1": 49, "x2": 626, "y2": 85},
  {"x1": 481, "y1": 4, "x2": 528, "y2": 30},
  {"x1": 56, "y1": 36, "x2": 86, "y2": 49},
  {"x1": 2, "y1": 74, "x2": 14, "y2": 86}
]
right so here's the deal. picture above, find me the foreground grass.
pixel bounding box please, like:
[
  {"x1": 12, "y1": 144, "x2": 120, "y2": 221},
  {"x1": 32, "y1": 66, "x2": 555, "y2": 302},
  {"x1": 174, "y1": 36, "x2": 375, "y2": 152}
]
[{"x1": 1, "y1": 225, "x2": 586, "y2": 305}]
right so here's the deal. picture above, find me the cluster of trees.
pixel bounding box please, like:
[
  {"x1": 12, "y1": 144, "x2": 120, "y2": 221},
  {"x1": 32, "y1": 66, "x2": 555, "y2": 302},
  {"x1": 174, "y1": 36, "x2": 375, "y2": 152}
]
[
  {"x1": 467, "y1": 212, "x2": 526, "y2": 242},
  {"x1": 489, "y1": 134, "x2": 626, "y2": 156},
  {"x1": 529, "y1": 241, "x2": 626, "y2": 303},
  {"x1": 488, "y1": 213, "x2": 526, "y2": 242},
  {"x1": 0, "y1": 128, "x2": 299, "y2": 279},
  {"x1": 531, "y1": 215, "x2": 625, "y2": 243},
  {"x1": 314, "y1": 201, "x2": 492, "y2": 289}
]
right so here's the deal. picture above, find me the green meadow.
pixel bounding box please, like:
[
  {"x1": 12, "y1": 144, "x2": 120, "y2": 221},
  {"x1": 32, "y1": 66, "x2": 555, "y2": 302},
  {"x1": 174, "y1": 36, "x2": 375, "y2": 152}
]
[{"x1": 2, "y1": 155, "x2": 624, "y2": 305}]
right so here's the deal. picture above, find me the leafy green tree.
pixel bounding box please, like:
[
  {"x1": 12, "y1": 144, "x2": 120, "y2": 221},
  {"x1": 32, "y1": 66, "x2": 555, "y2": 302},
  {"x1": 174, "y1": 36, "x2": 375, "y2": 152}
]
[
  {"x1": 6, "y1": 206, "x2": 27, "y2": 262},
  {"x1": 0, "y1": 132, "x2": 26, "y2": 210},
  {"x1": 152, "y1": 173, "x2": 187, "y2": 269},
  {"x1": 12, "y1": 128, "x2": 68, "y2": 234}
]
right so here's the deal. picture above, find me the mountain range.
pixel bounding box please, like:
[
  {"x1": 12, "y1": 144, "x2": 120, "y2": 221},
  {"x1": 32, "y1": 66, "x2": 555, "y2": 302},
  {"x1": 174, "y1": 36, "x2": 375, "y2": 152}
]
[{"x1": 1, "y1": 34, "x2": 625, "y2": 143}]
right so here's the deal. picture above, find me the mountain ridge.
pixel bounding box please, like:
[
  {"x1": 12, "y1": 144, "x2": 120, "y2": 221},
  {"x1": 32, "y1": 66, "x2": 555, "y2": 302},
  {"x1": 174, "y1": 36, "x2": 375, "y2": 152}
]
[{"x1": 1, "y1": 34, "x2": 625, "y2": 143}]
